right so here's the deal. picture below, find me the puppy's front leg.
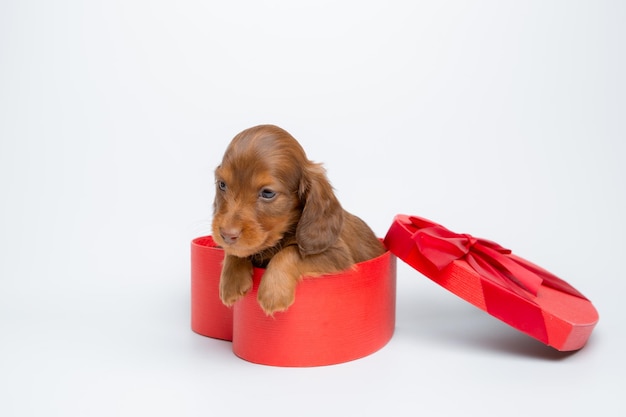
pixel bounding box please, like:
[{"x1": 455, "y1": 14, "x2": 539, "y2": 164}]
[
  {"x1": 257, "y1": 246, "x2": 301, "y2": 316},
  {"x1": 219, "y1": 254, "x2": 253, "y2": 306}
]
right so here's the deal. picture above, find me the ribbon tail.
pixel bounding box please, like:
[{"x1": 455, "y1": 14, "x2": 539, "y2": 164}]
[
  {"x1": 466, "y1": 253, "x2": 535, "y2": 299},
  {"x1": 509, "y1": 254, "x2": 589, "y2": 300},
  {"x1": 473, "y1": 244, "x2": 543, "y2": 296}
]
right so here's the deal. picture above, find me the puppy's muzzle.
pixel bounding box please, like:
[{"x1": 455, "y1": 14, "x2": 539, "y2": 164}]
[{"x1": 219, "y1": 227, "x2": 241, "y2": 245}]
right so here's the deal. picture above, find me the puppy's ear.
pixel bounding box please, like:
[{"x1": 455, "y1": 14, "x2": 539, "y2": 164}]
[{"x1": 296, "y1": 163, "x2": 344, "y2": 256}]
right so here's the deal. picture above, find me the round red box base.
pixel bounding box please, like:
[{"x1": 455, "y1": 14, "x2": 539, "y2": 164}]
[{"x1": 191, "y1": 236, "x2": 396, "y2": 367}]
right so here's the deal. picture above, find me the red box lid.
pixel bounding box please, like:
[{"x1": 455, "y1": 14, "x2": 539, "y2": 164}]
[{"x1": 384, "y1": 214, "x2": 599, "y2": 351}]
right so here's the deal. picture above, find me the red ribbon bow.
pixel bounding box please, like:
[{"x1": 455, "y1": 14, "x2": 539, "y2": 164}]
[{"x1": 407, "y1": 216, "x2": 587, "y2": 301}]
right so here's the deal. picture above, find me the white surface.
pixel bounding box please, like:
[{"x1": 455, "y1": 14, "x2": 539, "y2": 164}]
[{"x1": 1, "y1": 1, "x2": 624, "y2": 416}]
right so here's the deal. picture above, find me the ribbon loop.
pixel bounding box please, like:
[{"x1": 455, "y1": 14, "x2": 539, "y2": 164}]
[{"x1": 412, "y1": 226, "x2": 471, "y2": 271}]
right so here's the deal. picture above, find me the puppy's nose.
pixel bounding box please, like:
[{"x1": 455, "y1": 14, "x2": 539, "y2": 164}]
[{"x1": 219, "y1": 227, "x2": 241, "y2": 244}]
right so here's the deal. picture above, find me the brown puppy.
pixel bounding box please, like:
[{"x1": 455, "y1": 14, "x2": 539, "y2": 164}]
[{"x1": 212, "y1": 124, "x2": 385, "y2": 315}]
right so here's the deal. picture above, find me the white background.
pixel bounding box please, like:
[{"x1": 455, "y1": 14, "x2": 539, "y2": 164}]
[{"x1": 1, "y1": 1, "x2": 624, "y2": 416}]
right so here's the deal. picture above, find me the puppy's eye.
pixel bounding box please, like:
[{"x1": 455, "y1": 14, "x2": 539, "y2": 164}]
[
  {"x1": 217, "y1": 181, "x2": 227, "y2": 191},
  {"x1": 259, "y1": 189, "x2": 276, "y2": 200}
]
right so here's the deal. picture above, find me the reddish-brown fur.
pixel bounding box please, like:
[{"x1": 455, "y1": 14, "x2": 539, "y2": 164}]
[{"x1": 212, "y1": 124, "x2": 385, "y2": 315}]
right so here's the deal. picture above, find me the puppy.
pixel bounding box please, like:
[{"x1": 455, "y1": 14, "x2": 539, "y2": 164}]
[{"x1": 212, "y1": 124, "x2": 385, "y2": 315}]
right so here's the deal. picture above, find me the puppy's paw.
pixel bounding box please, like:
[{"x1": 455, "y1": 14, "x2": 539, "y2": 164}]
[
  {"x1": 219, "y1": 275, "x2": 252, "y2": 306},
  {"x1": 219, "y1": 256, "x2": 253, "y2": 306},
  {"x1": 257, "y1": 271, "x2": 297, "y2": 316}
]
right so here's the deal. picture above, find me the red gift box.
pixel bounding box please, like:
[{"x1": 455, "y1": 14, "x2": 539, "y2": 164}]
[
  {"x1": 384, "y1": 215, "x2": 599, "y2": 351},
  {"x1": 191, "y1": 214, "x2": 598, "y2": 366}
]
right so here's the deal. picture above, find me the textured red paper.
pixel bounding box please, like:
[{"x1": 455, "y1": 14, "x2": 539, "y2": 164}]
[
  {"x1": 191, "y1": 236, "x2": 396, "y2": 367},
  {"x1": 191, "y1": 237, "x2": 233, "y2": 341},
  {"x1": 384, "y1": 215, "x2": 599, "y2": 351}
]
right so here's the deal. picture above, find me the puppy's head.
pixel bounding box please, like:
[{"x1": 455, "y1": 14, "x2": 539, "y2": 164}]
[{"x1": 212, "y1": 125, "x2": 343, "y2": 259}]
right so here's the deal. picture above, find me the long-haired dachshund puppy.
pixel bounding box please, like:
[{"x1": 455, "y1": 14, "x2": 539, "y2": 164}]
[{"x1": 212, "y1": 124, "x2": 385, "y2": 315}]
